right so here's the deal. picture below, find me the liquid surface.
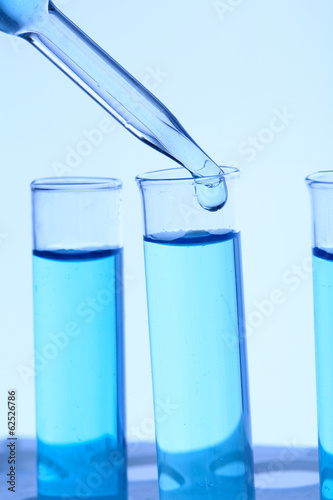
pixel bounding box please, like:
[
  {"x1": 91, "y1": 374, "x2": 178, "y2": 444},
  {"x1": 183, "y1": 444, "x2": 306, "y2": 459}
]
[
  {"x1": 33, "y1": 248, "x2": 126, "y2": 498},
  {"x1": 313, "y1": 247, "x2": 333, "y2": 500},
  {"x1": 144, "y1": 231, "x2": 255, "y2": 499}
]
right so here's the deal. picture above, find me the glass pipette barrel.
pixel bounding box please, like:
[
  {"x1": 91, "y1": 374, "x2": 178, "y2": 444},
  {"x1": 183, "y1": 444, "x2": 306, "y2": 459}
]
[{"x1": 0, "y1": 0, "x2": 227, "y2": 210}]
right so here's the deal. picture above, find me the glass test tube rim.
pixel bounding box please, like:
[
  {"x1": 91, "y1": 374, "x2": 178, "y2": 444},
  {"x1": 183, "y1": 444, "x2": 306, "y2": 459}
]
[
  {"x1": 305, "y1": 170, "x2": 333, "y2": 189},
  {"x1": 31, "y1": 176, "x2": 122, "y2": 192},
  {"x1": 135, "y1": 166, "x2": 239, "y2": 186}
]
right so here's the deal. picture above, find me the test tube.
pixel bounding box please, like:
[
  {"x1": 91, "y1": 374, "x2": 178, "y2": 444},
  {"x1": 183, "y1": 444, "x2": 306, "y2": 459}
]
[
  {"x1": 136, "y1": 167, "x2": 255, "y2": 500},
  {"x1": 31, "y1": 178, "x2": 126, "y2": 500},
  {"x1": 306, "y1": 171, "x2": 333, "y2": 500}
]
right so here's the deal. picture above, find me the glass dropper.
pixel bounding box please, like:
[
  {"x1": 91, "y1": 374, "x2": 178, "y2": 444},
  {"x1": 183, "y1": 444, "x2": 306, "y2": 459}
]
[{"x1": 0, "y1": 0, "x2": 227, "y2": 210}]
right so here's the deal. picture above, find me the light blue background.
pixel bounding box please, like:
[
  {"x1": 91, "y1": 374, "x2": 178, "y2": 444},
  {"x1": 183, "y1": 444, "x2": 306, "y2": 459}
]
[{"x1": 1, "y1": 0, "x2": 332, "y2": 447}]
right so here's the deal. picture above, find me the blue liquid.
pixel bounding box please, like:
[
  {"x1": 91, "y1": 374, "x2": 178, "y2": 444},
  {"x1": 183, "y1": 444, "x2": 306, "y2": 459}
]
[
  {"x1": 313, "y1": 247, "x2": 333, "y2": 500},
  {"x1": 144, "y1": 231, "x2": 255, "y2": 499},
  {"x1": 0, "y1": 0, "x2": 44, "y2": 35},
  {"x1": 32, "y1": 248, "x2": 126, "y2": 499}
]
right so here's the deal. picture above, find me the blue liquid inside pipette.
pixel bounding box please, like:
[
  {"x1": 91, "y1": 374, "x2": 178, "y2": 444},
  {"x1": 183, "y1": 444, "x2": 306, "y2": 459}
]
[{"x1": 0, "y1": 0, "x2": 227, "y2": 211}]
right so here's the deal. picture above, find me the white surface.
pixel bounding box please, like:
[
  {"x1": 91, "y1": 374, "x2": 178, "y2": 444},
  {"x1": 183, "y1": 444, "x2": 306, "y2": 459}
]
[
  {"x1": 0, "y1": 0, "x2": 332, "y2": 446},
  {"x1": 0, "y1": 441, "x2": 321, "y2": 499}
]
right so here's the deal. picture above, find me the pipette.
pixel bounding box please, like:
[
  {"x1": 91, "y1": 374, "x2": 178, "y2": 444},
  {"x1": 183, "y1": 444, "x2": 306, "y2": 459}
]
[{"x1": 0, "y1": 0, "x2": 227, "y2": 210}]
